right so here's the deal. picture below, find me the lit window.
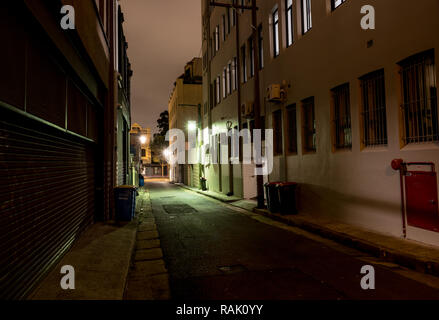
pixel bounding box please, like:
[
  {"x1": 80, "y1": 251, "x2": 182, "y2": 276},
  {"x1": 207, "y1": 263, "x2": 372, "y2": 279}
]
[
  {"x1": 332, "y1": 0, "x2": 347, "y2": 11},
  {"x1": 301, "y1": 0, "x2": 312, "y2": 34},
  {"x1": 286, "y1": 0, "x2": 294, "y2": 47},
  {"x1": 273, "y1": 8, "x2": 280, "y2": 57}
]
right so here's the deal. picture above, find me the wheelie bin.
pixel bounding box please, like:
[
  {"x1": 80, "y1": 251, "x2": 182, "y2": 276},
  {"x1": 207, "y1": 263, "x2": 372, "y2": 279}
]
[
  {"x1": 264, "y1": 182, "x2": 281, "y2": 213},
  {"x1": 114, "y1": 185, "x2": 137, "y2": 221},
  {"x1": 278, "y1": 182, "x2": 298, "y2": 215}
]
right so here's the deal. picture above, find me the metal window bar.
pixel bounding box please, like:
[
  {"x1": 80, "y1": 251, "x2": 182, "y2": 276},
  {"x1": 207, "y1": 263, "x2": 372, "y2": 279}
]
[
  {"x1": 302, "y1": 97, "x2": 316, "y2": 152},
  {"x1": 400, "y1": 52, "x2": 438, "y2": 144},
  {"x1": 360, "y1": 70, "x2": 388, "y2": 146},
  {"x1": 332, "y1": 84, "x2": 352, "y2": 149}
]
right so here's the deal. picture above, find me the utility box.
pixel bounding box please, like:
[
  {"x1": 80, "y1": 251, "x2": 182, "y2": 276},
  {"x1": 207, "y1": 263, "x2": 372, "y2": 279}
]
[{"x1": 405, "y1": 164, "x2": 439, "y2": 232}]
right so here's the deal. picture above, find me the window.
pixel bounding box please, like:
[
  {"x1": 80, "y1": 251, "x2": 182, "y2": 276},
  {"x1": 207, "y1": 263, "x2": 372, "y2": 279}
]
[
  {"x1": 332, "y1": 0, "x2": 347, "y2": 11},
  {"x1": 232, "y1": 57, "x2": 238, "y2": 90},
  {"x1": 215, "y1": 25, "x2": 220, "y2": 53},
  {"x1": 302, "y1": 97, "x2": 316, "y2": 152},
  {"x1": 286, "y1": 104, "x2": 298, "y2": 154},
  {"x1": 301, "y1": 0, "x2": 312, "y2": 34},
  {"x1": 226, "y1": 8, "x2": 231, "y2": 34},
  {"x1": 215, "y1": 76, "x2": 221, "y2": 105},
  {"x1": 273, "y1": 109, "x2": 283, "y2": 155},
  {"x1": 222, "y1": 68, "x2": 227, "y2": 98},
  {"x1": 141, "y1": 149, "x2": 146, "y2": 157},
  {"x1": 331, "y1": 83, "x2": 352, "y2": 150},
  {"x1": 272, "y1": 8, "x2": 280, "y2": 57},
  {"x1": 258, "y1": 25, "x2": 264, "y2": 69},
  {"x1": 286, "y1": 0, "x2": 294, "y2": 47},
  {"x1": 360, "y1": 69, "x2": 388, "y2": 147},
  {"x1": 249, "y1": 37, "x2": 255, "y2": 77},
  {"x1": 227, "y1": 63, "x2": 232, "y2": 95},
  {"x1": 222, "y1": 15, "x2": 226, "y2": 41},
  {"x1": 399, "y1": 50, "x2": 438, "y2": 144},
  {"x1": 241, "y1": 44, "x2": 247, "y2": 83}
]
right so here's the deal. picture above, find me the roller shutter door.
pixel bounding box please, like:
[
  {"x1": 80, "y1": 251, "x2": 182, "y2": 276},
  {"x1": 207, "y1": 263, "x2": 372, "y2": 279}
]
[{"x1": 0, "y1": 111, "x2": 96, "y2": 299}]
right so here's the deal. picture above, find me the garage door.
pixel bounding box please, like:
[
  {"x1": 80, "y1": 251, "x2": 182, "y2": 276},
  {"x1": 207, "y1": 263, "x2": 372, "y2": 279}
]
[{"x1": 0, "y1": 111, "x2": 96, "y2": 299}]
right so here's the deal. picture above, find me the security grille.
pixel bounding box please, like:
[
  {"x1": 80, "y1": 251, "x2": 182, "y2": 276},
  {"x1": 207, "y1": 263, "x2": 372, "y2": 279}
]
[
  {"x1": 302, "y1": 97, "x2": 316, "y2": 152},
  {"x1": 399, "y1": 50, "x2": 438, "y2": 144},
  {"x1": 331, "y1": 83, "x2": 352, "y2": 150},
  {"x1": 360, "y1": 69, "x2": 388, "y2": 146}
]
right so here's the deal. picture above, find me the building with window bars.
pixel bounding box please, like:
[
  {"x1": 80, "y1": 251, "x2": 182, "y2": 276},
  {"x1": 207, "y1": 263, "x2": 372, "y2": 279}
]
[{"x1": 201, "y1": 0, "x2": 439, "y2": 246}]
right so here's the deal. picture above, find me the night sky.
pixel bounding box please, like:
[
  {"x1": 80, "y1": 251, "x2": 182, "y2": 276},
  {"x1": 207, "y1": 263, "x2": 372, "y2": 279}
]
[{"x1": 120, "y1": 0, "x2": 202, "y2": 133}]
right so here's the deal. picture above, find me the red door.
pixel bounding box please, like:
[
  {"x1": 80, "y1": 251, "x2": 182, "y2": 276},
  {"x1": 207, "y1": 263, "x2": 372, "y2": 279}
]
[{"x1": 405, "y1": 170, "x2": 439, "y2": 232}]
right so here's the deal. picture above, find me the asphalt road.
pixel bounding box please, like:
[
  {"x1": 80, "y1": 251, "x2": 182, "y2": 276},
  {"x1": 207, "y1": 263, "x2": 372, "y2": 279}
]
[{"x1": 147, "y1": 180, "x2": 439, "y2": 300}]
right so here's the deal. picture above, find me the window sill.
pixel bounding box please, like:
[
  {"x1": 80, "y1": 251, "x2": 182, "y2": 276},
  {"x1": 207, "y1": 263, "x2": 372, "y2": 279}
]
[
  {"x1": 361, "y1": 145, "x2": 388, "y2": 153},
  {"x1": 401, "y1": 143, "x2": 439, "y2": 152}
]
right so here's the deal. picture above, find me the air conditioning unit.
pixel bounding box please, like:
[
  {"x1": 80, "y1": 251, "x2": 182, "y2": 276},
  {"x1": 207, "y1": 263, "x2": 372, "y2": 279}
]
[
  {"x1": 267, "y1": 84, "x2": 286, "y2": 102},
  {"x1": 241, "y1": 102, "x2": 254, "y2": 119}
]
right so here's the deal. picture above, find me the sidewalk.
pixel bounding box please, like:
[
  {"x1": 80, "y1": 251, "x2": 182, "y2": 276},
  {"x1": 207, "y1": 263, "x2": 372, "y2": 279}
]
[
  {"x1": 30, "y1": 188, "x2": 169, "y2": 300},
  {"x1": 30, "y1": 221, "x2": 137, "y2": 300},
  {"x1": 177, "y1": 184, "x2": 439, "y2": 278}
]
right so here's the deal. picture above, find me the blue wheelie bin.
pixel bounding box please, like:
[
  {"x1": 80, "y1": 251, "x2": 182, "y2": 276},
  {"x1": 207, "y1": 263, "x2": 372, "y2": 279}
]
[
  {"x1": 114, "y1": 185, "x2": 137, "y2": 221},
  {"x1": 139, "y1": 174, "x2": 145, "y2": 187}
]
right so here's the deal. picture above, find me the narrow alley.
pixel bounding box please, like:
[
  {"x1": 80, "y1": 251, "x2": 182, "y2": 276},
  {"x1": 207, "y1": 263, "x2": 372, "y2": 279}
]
[{"x1": 147, "y1": 180, "x2": 439, "y2": 300}]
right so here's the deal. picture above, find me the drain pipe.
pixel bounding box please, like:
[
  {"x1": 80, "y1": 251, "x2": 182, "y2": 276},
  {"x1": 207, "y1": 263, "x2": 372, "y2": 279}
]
[{"x1": 391, "y1": 159, "x2": 407, "y2": 239}]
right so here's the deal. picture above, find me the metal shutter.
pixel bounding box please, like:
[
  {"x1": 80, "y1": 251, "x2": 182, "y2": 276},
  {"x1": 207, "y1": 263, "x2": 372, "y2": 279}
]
[{"x1": 0, "y1": 112, "x2": 96, "y2": 299}]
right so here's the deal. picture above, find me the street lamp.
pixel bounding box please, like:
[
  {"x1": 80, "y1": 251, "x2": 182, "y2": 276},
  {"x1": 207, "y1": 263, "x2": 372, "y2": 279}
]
[
  {"x1": 188, "y1": 121, "x2": 197, "y2": 132},
  {"x1": 139, "y1": 135, "x2": 147, "y2": 144}
]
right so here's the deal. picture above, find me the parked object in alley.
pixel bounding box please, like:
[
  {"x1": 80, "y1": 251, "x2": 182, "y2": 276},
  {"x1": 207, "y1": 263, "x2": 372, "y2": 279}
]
[
  {"x1": 278, "y1": 182, "x2": 298, "y2": 215},
  {"x1": 139, "y1": 174, "x2": 145, "y2": 187},
  {"x1": 115, "y1": 186, "x2": 137, "y2": 221},
  {"x1": 265, "y1": 182, "x2": 298, "y2": 215},
  {"x1": 200, "y1": 177, "x2": 207, "y2": 191},
  {"x1": 265, "y1": 182, "x2": 281, "y2": 213}
]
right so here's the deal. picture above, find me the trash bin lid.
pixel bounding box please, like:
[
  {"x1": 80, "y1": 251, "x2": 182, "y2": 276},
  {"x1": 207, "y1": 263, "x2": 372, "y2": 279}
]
[
  {"x1": 278, "y1": 182, "x2": 298, "y2": 187},
  {"x1": 265, "y1": 181, "x2": 282, "y2": 186},
  {"x1": 115, "y1": 185, "x2": 137, "y2": 190}
]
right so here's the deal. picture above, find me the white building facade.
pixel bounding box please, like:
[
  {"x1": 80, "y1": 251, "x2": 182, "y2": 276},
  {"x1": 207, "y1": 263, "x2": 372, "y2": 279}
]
[{"x1": 201, "y1": 0, "x2": 439, "y2": 245}]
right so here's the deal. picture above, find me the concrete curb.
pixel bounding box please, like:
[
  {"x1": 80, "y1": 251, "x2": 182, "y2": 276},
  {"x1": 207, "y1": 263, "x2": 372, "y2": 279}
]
[
  {"x1": 124, "y1": 188, "x2": 171, "y2": 300},
  {"x1": 254, "y1": 208, "x2": 439, "y2": 277}
]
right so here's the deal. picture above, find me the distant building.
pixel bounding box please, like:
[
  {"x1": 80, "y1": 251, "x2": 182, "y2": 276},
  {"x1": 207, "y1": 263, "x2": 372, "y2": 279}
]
[
  {"x1": 130, "y1": 123, "x2": 151, "y2": 182},
  {"x1": 168, "y1": 58, "x2": 203, "y2": 187}
]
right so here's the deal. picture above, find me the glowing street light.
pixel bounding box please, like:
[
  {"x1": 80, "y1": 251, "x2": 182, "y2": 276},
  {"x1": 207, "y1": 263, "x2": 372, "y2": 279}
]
[
  {"x1": 139, "y1": 135, "x2": 147, "y2": 144},
  {"x1": 188, "y1": 121, "x2": 197, "y2": 132},
  {"x1": 163, "y1": 149, "x2": 171, "y2": 158}
]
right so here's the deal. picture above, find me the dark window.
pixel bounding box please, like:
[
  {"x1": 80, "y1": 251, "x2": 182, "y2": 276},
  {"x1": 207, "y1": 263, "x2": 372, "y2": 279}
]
[
  {"x1": 286, "y1": 0, "x2": 294, "y2": 47},
  {"x1": 222, "y1": 15, "x2": 226, "y2": 41},
  {"x1": 302, "y1": 97, "x2": 316, "y2": 152},
  {"x1": 399, "y1": 50, "x2": 438, "y2": 144},
  {"x1": 286, "y1": 104, "x2": 298, "y2": 154},
  {"x1": 141, "y1": 149, "x2": 146, "y2": 157},
  {"x1": 241, "y1": 44, "x2": 247, "y2": 83},
  {"x1": 273, "y1": 109, "x2": 283, "y2": 155},
  {"x1": 301, "y1": 0, "x2": 312, "y2": 34},
  {"x1": 258, "y1": 24, "x2": 264, "y2": 69},
  {"x1": 331, "y1": 83, "x2": 352, "y2": 150},
  {"x1": 249, "y1": 37, "x2": 255, "y2": 77},
  {"x1": 273, "y1": 8, "x2": 280, "y2": 57},
  {"x1": 360, "y1": 69, "x2": 388, "y2": 146}
]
